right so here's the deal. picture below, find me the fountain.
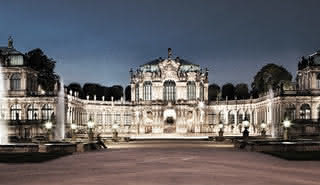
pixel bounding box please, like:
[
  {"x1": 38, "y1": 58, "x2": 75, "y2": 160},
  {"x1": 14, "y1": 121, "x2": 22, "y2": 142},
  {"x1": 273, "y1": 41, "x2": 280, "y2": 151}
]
[
  {"x1": 268, "y1": 88, "x2": 275, "y2": 138},
  {"x1": 55, "y1": 80, "x2": 65, "y2": 141},
  {"x1": 0, "y1": 64, "x2": 8, "y2": 144}
]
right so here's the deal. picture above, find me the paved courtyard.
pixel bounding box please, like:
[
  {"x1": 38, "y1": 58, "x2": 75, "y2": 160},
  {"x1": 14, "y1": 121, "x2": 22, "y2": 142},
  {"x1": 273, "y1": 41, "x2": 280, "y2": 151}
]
[{"x1": 0, "y1": 141, "x2": 320, "y2": 185}]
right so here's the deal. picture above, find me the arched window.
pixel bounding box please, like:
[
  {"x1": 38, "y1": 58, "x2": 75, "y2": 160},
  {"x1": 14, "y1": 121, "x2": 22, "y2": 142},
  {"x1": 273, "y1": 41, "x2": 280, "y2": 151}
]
[
  {"x1": 238, "y1": 112, "x2": 244, "y2": 124},
  {"x1": 245, "y1": 111, "x2": 250, "y2": 122},
  {"x1": 143, "y1": 81, "x2": 152, "y2": 101},
  {"x1": 284, "y1": 104, "x2": 296, "y2": 120},
  {"x1": 228, "y1": 112, "x2": 235, "y2": 124},
  {"x1": 10, "y1": 104, "x2": 21, "y2": 120},
  {"x1": 27, "y1": 104, "x2": 38, "y2": 120},
  {"x1": 187, "y1": 81, "x2": 196, "y2": 100},
  {"x1": 219, "y1": 111, "x2": 224, "y2": 123},
  {"x1": 10, "y1": 73, "x2": 21, "y2": 90},
  {"x1": 200, "y1": 83, "x2": 204, "y2": 101},
  {"x1": 300, "y1": 104, "x2": 311, "y2": 119},
  {"x1": 41, "y1": 104, "x2": 54, "y2": 120},
  {"x1": 163, "y1": 80, "x2": 176, "y2": 101},
  {"x1": 317, "y1": 73, "x2": 320, "y2": 89},
  {"x1": 135, "y1": 84, "x2": 139, "y2": 102}
]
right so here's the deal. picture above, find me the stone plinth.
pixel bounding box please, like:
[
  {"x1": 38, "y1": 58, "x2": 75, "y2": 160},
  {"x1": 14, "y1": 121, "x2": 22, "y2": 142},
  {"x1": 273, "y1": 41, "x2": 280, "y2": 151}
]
[{"x1": 0, "y1": 144, "x2": 39, "y2": 153}]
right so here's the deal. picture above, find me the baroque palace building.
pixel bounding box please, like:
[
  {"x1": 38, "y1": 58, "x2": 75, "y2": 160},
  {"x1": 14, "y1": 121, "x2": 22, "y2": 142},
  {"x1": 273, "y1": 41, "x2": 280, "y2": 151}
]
[{"x1": 1, "y1": 38, "x2": 320, "y2": 139}]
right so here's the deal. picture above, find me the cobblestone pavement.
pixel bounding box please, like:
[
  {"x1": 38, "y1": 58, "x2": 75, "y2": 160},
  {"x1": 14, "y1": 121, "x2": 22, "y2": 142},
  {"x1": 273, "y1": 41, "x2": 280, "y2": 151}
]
[{"x1": 0, "y1": 141, "x2": 320, "y2": 185}]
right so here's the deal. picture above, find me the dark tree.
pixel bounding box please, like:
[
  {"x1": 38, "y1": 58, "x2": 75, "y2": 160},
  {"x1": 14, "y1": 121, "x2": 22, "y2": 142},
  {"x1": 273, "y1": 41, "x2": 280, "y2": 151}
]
[
  {"x1": 125, "y1": 85, "x2": 131, "y2": 101},
  {"x1": 110, "y1": 85, "x2": 123, "y2": 100},
  {"x1": 102, "y1": 86, "x2": 112, "y2": 101},
  {"x1": 83, "y1": 83, "x2": 101, "y2": 100},
  {"x1": 26, "y1": 48, "x2": 59, "y2": 91},
  {"x1": 67, "y1": 82, "x2": 83, "y2": 98},
  {"x1": 234, "y1": 83, "x2": 250, "y2": 99},
  {"x1": 208, "y1": 83, "x2": 220, "y2": 101},
  {"x1": 251, "y1": 63, "x2": 292, "y2": 97},
  {"x1": 221, "y1": 83, "x2": 235, "y2": 100}
]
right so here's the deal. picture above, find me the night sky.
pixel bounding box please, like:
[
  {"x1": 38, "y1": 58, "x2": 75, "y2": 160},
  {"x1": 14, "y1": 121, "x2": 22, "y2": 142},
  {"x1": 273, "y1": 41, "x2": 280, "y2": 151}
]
[{"x1": 0, "y1": 0, "x2": 319, "y2": 88}]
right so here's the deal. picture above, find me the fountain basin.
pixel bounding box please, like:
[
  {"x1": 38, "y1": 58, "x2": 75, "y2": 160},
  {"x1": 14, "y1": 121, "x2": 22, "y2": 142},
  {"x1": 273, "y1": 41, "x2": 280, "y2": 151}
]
[
  {"x1": 235, "y1": 139, "x2": 320, "y2": 152},
  {"x1": 0, "y1": 143, "x2": 39, "y2": 153},
  {"x1": 39, "y1": 142, "x2": 77, "y2": 153}
]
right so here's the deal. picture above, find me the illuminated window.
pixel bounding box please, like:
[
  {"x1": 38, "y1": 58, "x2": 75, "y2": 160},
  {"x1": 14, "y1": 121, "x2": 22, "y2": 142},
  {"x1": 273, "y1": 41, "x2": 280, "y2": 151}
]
[
  {"x1": 200, "y1": 83, "x2": 204, "y2": 101},
  {"x1": 41, "y1": 104, "x2": 54, "y2": 120},
  {"x1": 10, "y1": 73, "x2": 21, "y2": 90},
  {"x1": 163, "y1": 80, "x2": 176, "y2": 101},
  {"x1": 143, "y1": 81, "x2": 152, "y2": 101},
  {"x1": 300, "y1": 104, "x2": 311, "y2": 119},
  {"x1": 10, "y1": 104, "x2": 21, "y2": 120},
  {"x1": 187, "y1": 81, "x2": 196, "y2": 100},
  {"x1": 27, "y1": 104, "x2": 38, "y2": 120}
]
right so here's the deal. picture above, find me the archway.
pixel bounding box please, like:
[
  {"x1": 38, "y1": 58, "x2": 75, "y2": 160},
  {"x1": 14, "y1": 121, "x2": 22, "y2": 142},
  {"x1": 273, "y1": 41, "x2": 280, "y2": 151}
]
[{"x1": 163, "y1": 109, "x2": 176, "y2": 133}]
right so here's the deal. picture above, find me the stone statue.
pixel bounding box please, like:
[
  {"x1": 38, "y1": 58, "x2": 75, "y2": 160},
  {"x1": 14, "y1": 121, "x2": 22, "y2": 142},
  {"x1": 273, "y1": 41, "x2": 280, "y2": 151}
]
[
  {"x1": 168, "y1": 48, "x2": 172, "y2": 58},
  {"x1": 8, "y1": 36, "x2": 13, "y2": 48}
]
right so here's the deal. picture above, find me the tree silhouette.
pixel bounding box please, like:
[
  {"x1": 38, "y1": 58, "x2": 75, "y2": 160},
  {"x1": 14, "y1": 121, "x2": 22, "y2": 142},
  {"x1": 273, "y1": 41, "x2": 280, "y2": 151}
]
[
  {"x1": 235, "y1": 83, "x2": 250, "y2": 99},
  {"x1": 221, "y1": 83, "x2": 235, "y2": 100},
  {"x1": 125, "y1": 85, "x2": 131, "y2": 101},
  {"x1": 25, "y1": 48, "x2": 59, "y2": 91},
  {"x1": 251, "y1": 63, "x2": 292, "y2": 97},
  {"x1": 208, "y1": 83, "x2": 220, "y2": 101}
]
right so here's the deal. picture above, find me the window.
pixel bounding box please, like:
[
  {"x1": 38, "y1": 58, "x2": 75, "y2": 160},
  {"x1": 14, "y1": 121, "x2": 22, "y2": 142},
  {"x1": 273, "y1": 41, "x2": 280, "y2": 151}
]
[
  {"x1": 105, "y1": 112, "x2": 112, "y2": 125},
  {"x1": 124, "y1": 112, "x2": 132, "y2": 125},
  {"x1": 135, "y1": 84, "x2": 139, "y2": 101},
  {"x1": 200, "y1": 83, "x2": 204, "y2": 101},
  {"x1": 300, "y1": 104, "x2": 311, "y2": 119},
  {"x1": 284, "y1": 104, "x2": 296, "y2": 120},
  {"x1": 163, "y1": 80, "x2": 176, "y2": 101},
  {"x1": 238, "y1": 113, "x2": 244, "y2": 124},
  {"x1": 41, "y1": 104, "x2": 54, "y2": 120},
  {"x1": 219, "y1": 112, "x2": 224, "y2": 123},
  {"x1": 228, "y1": 113, "x2": 235, "y2": 124},
  {"x1": 97, "y1": 113, "x2": 103, "y2": 124},
  {"x1": 143, "y1": 81, "x2": 152, "y2": 101},
  {"x1": 187, "y1": 81, "x2": 196, "y2": 100},
  {"x1": 27, "y1": 75, "x2": 37, "y2": 91},
  {"x1": 27, "y1": 104, "x2": 38, "y2": 120},
  {"x1": 10, "y1": 104, "x2": 21, "y2": 120},
  {"x1": 114, "y1": 113, "x2": 121, "y2": 124},
  {"x1": 245, "y1": 112, "x2": 250, "y2": 122},
  {"x1": 9, "y1": 55, "x2": 23, "y2": 66},
  {"x1": 208, "y1": 113, "x2": 215, "y2": 124},
  {"x1": 10, "y1": 73, "x2": 21, "y2": 90}
]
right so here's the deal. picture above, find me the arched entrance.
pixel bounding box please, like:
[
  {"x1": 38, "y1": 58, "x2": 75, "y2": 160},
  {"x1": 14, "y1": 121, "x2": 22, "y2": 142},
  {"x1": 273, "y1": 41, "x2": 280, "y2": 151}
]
[{"x1": 163, "y1": 109, "x2": 176, "y2": 133}]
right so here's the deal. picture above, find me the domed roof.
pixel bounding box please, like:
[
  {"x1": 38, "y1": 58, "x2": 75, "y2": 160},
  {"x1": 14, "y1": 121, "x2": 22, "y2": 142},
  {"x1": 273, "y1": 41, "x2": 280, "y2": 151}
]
[
  {"x1": 0, "y1": 47, "x2": 23, "y2": 56},
  {"x1": 142, "y1": 57, "x2": 197, "y2": 66},
  {"x1": 139, "y1": 57, "x2": 200, "y2": 73},
  {"x1": 0, "y1": 37, "x2": 23, "y2": 56},
  {"x1": 310, "y1": 51, "x2": 320, "y2": 65}
]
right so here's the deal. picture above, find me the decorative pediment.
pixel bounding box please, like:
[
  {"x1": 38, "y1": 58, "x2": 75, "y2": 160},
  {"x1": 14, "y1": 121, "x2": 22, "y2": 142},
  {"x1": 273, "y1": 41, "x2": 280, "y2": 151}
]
[{"x1": 159, "y1": 59, "x2": 180, "y2": 80}]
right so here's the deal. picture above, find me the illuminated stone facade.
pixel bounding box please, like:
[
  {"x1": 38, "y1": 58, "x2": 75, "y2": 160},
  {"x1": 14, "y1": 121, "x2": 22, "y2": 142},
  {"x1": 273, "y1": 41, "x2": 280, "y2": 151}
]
[{"x1": 1, "y1": 39, "x2": 320, "y2": 139}]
